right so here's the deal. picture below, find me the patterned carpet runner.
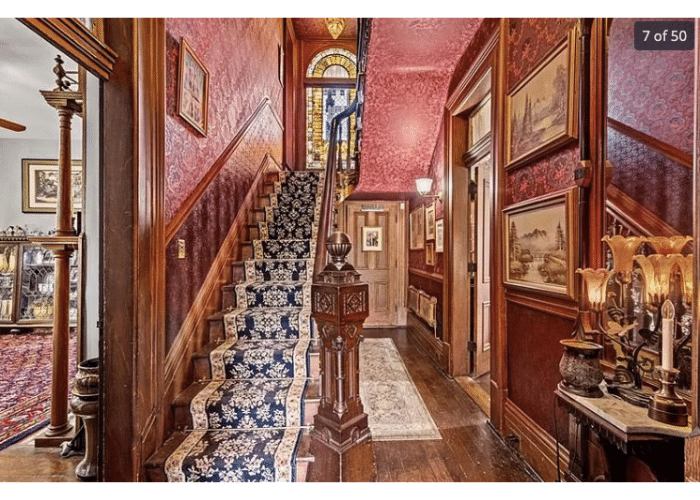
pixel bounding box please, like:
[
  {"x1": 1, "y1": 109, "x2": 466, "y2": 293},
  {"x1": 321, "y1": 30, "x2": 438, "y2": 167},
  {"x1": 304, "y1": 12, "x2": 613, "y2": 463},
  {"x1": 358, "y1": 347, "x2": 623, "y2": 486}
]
[{"x1": 165, "y1": 170, "x2": 323, "y2": 482}]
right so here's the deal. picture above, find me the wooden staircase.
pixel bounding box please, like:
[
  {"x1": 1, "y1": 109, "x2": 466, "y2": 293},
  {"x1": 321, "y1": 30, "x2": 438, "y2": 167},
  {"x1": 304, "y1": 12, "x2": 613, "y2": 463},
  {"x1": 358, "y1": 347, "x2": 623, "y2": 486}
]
[{"x1": 145, "y1": 170, "x2": 321, "y2": 482}]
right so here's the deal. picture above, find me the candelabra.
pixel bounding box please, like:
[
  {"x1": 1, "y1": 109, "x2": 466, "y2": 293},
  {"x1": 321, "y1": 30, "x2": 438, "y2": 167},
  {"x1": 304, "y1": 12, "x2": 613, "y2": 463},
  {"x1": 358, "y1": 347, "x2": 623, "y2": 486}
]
[{"x1": 574, "y1": 235, "x2": 691, "y2": 425}]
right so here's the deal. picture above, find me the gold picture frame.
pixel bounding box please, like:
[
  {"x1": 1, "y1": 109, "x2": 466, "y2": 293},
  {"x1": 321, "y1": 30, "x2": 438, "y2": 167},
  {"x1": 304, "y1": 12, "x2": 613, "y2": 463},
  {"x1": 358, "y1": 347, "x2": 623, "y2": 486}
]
[
  {"x1": 425, "y1": 242, "x2": 436, "y2": 266},
  {"x1": 22, "y1": 159, "x2": 82, "y2": 214},
  {"x1": 409, "y1": 206, "x2": 425, "y2": 250},
  {"x1": 435, "y1": 219, "x2": 444, "y2": 253},
  {"x1": 425, "y1": 202, "x2": 436, "y2": 240},
  {"x1": 177, "y1": 38, "x2": 209, "y2": 136},
  {"x1": 361, "y1": 226, "x2": 382, "y2": 252},
  {"x1": 505, "y1": 26, "x2": 579, "y2": 170},
  {"x1": 503, "y1": 188, "x2": 577, "y2": 299}
]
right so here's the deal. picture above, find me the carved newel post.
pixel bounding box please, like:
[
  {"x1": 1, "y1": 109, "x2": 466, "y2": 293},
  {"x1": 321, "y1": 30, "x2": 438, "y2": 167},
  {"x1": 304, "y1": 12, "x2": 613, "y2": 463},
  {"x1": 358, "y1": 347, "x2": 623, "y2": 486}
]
[
  {"x1": 311, "y1": 231, "x2": 372, "y2": 454},
  {"x1": 35, "y1": 56, "x2": 82, "y2": 444}
]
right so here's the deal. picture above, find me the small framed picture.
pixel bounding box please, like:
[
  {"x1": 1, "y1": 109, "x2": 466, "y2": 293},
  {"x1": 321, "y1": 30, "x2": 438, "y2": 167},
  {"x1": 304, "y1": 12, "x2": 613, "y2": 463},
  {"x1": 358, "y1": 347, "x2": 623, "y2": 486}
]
[
  {"x1": 22, "y1": 159, "x2": 82, "y2": 213},
  {"x1": 435, "y1": 219, "x2": 444, "y2": 253},
  {"x1": 409, "y1": 206, "x2": 425, "y2": 250},
  {"x1": 426, "y1": 203, "x2": 436, "y2": 240},
  {"x1": 425, "y1": 242, "x2": 435, "y2": 266},
  {"x1": 178, "y1": 38, "x2": 209, "y2": 136},
  {"x1": 362, "y1": 226, "x2": 383, "y2": 252}
]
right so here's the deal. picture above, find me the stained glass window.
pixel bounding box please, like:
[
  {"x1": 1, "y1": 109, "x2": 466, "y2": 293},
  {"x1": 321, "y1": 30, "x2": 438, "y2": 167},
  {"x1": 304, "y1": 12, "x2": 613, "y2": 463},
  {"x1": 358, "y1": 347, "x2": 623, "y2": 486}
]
[{"x1": 306, "y1": 49, "x2": 357, "y2": 170}]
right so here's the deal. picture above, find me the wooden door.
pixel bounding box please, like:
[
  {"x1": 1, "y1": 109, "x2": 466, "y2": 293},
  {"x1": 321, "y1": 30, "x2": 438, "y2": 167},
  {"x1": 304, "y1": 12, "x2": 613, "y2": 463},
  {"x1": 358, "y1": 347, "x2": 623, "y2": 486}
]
[
  {"x1": 473, "y1": 155, "x2": 492, "y2": 377},
  {"x1": 343, "y1": 201, "x2": 406, "y2": 326}
]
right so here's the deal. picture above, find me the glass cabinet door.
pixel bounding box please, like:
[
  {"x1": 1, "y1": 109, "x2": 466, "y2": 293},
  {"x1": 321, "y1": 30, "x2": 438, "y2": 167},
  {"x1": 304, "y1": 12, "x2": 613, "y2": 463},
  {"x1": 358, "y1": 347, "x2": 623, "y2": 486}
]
[
  {"x1": 0, "y1": 243, "x2": 18, "y2": 322},
  {"x1": 18, "y1": 243, "x2": 55, "y2": 323}
]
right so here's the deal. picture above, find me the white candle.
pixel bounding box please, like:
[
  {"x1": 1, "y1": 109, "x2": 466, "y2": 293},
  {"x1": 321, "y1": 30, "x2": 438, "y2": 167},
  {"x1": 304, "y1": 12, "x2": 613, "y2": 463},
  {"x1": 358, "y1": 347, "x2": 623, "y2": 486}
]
[{"x1": 661, "y1": 299, "x2": 675, "y2": 370}]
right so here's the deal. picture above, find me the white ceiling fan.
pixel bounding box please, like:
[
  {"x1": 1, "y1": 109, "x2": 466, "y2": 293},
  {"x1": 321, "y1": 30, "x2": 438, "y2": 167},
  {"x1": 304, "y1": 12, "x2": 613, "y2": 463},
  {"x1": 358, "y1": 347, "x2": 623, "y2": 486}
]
[{"x1": 0, "y1": 117, "x2": 26, "y2": 132}]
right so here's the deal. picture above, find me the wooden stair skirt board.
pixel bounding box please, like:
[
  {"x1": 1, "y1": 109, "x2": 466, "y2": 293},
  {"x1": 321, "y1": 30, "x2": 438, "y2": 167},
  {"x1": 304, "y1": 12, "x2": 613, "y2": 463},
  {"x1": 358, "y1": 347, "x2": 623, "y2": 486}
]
[{"x1": 406, "y1": 311, "x2": 449, "y2": 372}]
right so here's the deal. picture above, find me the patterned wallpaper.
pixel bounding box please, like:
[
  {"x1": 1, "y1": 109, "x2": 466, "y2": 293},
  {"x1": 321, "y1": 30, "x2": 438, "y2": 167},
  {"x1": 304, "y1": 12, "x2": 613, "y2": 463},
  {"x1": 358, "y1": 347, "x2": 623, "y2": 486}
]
[
  {"x1": 448, "y1": 18, "x2": 500, "y2": 96},
  {"x1": 164, "y1": 19, "x2": 284, "y2": 349},
  {"x1": 165, "y1": 18, "x2": 283, "y2": 222},
  {"x1": 608, "y1": 18, "x2": 694, "y2": 155},
  {"x1": 355, "y1": 18, "x2": 482, "y2": 195}
]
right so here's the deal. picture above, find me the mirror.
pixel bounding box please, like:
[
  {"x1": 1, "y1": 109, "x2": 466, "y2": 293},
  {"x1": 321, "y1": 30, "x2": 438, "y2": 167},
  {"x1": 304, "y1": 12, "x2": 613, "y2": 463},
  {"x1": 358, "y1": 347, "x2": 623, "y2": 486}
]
[{"x1": 604, "y1": 18, "x2": 695, "y2": 394}]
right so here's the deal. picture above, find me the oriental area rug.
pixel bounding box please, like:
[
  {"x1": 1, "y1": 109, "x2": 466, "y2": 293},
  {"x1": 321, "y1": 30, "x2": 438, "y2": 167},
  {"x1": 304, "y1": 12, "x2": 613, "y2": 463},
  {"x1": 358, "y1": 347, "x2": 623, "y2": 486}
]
[
  {"x1": 0, "y1": 329, "x2": 77, "y2": 451},
  {"x1": 359, "y1": 338, "x2": 441, "y2": 441}
]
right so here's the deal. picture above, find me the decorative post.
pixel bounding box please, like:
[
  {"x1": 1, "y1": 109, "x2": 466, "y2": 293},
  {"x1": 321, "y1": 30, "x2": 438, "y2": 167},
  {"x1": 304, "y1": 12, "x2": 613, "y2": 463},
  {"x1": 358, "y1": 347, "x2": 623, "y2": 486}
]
[
  {"x1": 35, "y1": 56, "x2": 82, "y2": 444},
  {"x1": 310, "y1": 231, "x2": 372, "y2": 459}
]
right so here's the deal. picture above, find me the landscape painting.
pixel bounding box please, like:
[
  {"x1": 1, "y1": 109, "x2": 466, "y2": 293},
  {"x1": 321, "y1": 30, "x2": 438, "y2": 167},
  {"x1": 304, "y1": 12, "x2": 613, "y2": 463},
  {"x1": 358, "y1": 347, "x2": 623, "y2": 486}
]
[
  {"x1": 506, "y1": 30, "x2": 578, "y2": 169},
  {"x1": 504, "y1": 190, "x2": 575, "y2": 297}
]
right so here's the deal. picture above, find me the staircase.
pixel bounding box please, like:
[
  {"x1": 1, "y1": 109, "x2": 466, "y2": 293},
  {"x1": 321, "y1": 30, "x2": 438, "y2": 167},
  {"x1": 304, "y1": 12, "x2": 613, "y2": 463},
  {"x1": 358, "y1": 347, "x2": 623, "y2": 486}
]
[{"x1": 146, "y1": 170, "x2": 324, "y2": 482}]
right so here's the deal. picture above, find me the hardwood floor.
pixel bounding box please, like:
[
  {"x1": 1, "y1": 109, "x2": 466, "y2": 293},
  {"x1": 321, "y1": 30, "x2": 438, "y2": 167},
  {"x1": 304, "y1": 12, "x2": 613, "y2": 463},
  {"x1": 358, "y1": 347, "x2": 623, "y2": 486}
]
[
  {"x1": 363, "y1": 328, "x2": 537, "y2": 482},
  {"x1": 0, "y1": 327, "x2": 537, "y2": 483}
]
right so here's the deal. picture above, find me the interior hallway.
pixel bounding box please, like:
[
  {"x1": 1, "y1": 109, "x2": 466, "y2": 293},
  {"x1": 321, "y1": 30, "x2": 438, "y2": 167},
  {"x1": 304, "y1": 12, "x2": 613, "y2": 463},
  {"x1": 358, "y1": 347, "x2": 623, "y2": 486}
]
[{"x1": 0, "y1": 327, "x2": 535, "y2": 483}]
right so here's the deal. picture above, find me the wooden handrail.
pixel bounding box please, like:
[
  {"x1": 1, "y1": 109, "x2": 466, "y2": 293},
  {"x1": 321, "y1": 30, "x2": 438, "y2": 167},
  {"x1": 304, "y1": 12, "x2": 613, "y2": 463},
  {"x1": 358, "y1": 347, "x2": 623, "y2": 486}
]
[{"x1": 607, "y1": 117, "x2": 692, "y2": 169}]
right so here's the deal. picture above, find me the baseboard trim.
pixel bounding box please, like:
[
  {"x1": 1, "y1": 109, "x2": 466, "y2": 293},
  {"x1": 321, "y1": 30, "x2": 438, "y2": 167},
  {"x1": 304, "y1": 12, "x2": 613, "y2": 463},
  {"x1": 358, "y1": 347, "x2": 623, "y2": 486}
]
[
  {"x1": 406, "y1": 311, "x2": 449, "y2": 372},
  {"x1": 503, "y1": 398, "x2": 570, "y2": 482}
]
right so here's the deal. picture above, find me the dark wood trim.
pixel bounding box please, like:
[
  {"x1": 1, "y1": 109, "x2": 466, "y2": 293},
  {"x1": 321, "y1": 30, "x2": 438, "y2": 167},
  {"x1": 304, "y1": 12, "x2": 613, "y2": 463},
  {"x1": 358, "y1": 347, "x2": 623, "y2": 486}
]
[
  {"x1": 606, "y1": 184, "x2": 680, "y2": 237},
  {"x1": 100, "y1": 18, "x2": 165, "y2": 482},
  {"x1": 406, "y1": 311, "x2": 450, "y2": 372},
  {"x1": 607, "y1": 117, "x2": 692, "y2": 169},
  {"x1": 408, "y1": 268, "x2": 443, "y2": 283},
  {"x1": 504, "y1": 398, "x2": 569, "y2": 482},
  {"x1": 165, "y1": 97, "x2": 282, "y2": 243},
  {"x1": 461, "y1": 132, "x2": 492, "y2": 166},
  {"x1": 446, "y1": 30, "x2": 500, "y2": 110},
  {"x1": 304, "y1": 77, "x2": 355, "y2": 87},
  {"x1": 19, "y1": 18, "x2": 117, "y2": 80},
  {"x1": 505, "y1": 290, "x2": 578, "y2": 321}
]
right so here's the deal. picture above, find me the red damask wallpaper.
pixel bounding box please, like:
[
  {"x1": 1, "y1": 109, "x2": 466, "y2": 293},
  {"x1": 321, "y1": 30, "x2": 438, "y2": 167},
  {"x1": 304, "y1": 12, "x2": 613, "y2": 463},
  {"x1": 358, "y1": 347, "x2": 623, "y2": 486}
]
[
  {"x1": 608, "y1": 18, "x2": 694, "y2": 155},
  {"x1": 355, "y1": 18, "x2": 482, "y2": 195},
  {"x1": 165, "y1": 18, "x2": 284, "y2": 222}
]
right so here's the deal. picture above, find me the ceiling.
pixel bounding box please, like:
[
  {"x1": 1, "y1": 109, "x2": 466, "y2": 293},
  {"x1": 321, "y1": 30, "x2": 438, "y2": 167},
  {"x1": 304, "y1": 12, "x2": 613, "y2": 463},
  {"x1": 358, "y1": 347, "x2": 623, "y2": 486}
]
[
  {"x1": 291, "y1": 18, "x2": 357, "y2": 40},
  {"x1": 0, "y1": 18, "x2": 78, "y2": 141},
  {"x1": 354, "y1": 18, "x2": 484, "y2": 195}
]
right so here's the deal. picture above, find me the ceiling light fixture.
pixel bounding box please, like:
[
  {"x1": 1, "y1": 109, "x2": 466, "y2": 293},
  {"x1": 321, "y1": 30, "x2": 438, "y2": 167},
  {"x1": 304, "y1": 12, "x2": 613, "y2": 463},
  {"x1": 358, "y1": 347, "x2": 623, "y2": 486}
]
[{"x1": 325, "y1": 18, "x2": 346, "y2": 40}]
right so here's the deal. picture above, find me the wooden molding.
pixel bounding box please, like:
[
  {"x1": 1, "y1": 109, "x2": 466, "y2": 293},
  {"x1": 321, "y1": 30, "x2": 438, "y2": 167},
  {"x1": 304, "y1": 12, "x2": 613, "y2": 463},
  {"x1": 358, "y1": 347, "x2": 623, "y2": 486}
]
[
  {"x1": 606, "y1": 184, "x2": 680, "y2": 237},
  {"x1": 505, "y1": 290, "x2": 578, "y2": 321},
  {"x1": 407, "y1": 311, "x2": 449, "y2": 372},
  {"x1": 504, "y1": 398, "x2": 570, "y2": 482},
  {"x1": 408, "y1": 268, "x2": 444, "y2": 282},
  {"x1": 165, "y1": 97, "x2": 283, "y2": 243},
  {"x1": 164, "y1": 154, "x2": 280, "y2": 385},
  {"x1": 19, "y1": 18, "x2": 117, "y2": 80},
  {"x1": 446, "y1": 30, "x2": 499, "y2": 111},
  {"x1": 607, "y1": 117, "x2": 692, "y2": 169}
]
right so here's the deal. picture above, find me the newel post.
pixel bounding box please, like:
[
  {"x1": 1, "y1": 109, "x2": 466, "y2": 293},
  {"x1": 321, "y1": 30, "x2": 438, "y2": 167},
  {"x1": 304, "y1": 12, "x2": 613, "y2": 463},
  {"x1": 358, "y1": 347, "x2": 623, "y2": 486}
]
[{"x1": 310, "y1": 231, "x2": 372, "y2": 458}]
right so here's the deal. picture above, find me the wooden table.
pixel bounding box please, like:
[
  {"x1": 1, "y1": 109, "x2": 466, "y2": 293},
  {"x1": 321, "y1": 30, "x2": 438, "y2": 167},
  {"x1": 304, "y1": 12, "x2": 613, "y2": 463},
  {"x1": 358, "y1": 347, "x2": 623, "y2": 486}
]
[{"x1": 555, "y1": 385, "x2": 691, "y2": 481}]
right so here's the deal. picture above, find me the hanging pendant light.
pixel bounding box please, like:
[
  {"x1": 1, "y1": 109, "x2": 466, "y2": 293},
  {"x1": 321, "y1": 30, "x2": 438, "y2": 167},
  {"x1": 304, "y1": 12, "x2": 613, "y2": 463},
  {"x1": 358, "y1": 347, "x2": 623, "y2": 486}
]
[{"x1": 325, "y1": 18, "x2": 346, "y2": 40}]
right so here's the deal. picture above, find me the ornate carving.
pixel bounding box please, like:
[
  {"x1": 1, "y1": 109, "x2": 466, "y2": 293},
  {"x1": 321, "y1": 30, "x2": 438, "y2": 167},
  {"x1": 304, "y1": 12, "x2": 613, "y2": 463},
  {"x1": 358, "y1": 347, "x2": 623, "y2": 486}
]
[
  {"x1": 314, "y1": 290, "x2": 336, "y2": 315},
  {"x1": 343, "y1": 290, "x2": 366, "y2": 315}
]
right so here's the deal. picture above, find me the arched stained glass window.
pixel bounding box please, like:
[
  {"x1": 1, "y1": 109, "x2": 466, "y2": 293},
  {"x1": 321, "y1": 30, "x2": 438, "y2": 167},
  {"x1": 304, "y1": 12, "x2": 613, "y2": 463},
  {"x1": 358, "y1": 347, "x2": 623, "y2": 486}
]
[{"x1": 306, "y1": 48, "x2": 357, "y2": 169}]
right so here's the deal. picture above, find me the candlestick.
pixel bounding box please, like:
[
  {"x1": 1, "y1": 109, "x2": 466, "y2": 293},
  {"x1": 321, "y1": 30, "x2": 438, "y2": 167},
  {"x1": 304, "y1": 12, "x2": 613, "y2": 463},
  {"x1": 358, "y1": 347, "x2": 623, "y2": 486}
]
[{"x1": 661, "y1": 299, "x2": 674, "y2": 370}]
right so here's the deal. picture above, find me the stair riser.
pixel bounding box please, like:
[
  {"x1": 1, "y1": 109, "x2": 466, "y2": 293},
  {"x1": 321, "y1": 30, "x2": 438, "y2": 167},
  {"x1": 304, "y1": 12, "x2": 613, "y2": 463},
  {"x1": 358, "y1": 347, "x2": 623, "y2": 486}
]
[
  {"x1": 248, "y1": 225, "x2": 260, "y2": 240},
  {"x1": 208, "y1": 317, "x2": 225, "y2": 344}
]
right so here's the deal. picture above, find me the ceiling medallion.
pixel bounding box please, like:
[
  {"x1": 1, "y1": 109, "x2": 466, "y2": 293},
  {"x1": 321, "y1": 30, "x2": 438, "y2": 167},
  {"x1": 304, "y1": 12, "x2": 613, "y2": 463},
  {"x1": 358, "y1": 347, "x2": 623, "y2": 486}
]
[{"x1": 325, "y1": 18, "x2": 346, "y2": 39}]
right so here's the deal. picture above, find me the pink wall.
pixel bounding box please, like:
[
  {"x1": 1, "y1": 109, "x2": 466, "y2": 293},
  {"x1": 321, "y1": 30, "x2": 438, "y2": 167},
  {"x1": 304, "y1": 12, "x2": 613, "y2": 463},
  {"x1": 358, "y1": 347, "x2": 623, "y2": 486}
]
[{"x1": 165, "y1": 18, "x2": 283, "y2": 221}]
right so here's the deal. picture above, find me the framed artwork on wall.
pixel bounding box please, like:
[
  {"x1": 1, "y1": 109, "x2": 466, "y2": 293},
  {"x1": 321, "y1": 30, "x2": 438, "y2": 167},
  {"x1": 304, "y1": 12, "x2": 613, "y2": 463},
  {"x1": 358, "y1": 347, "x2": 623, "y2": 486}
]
[
  {"x1": 425, "y1": 203, "x2": 436, "y2": 240},
  {"x1": 505, "y1": 27, "x2": 579, "y2": 170},
  {"x1": 435, "y1": 219, "x2": 444, "y2": 253},
  {"x1": 503, "y1": 188, "x2": 577, "y2": 298},
  {"x1": 362, "y1": 226, "x2": 382, "y2": 252},
  {"x1": 409, "y1": 206, "x2": 425, "y2": 250},
  {"x1": 178, "y1": 37, "x2": 209, "y2": 136},
  {"x1": 22, "y1": 159, "x2": 82, "y2": 213},
  {"x1": 425, "y1": 242, "x2": 435, "y2": 266}
]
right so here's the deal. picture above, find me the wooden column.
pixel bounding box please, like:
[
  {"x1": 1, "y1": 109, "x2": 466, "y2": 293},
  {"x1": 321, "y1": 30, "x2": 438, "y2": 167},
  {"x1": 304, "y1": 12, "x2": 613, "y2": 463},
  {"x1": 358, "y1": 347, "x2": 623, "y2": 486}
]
[
  {"x1": 34, "y1": 65, "x2": 82, "y2": 442},
  {"x1": 309, "y1": 232, "x2": 375, "y2": 481}
]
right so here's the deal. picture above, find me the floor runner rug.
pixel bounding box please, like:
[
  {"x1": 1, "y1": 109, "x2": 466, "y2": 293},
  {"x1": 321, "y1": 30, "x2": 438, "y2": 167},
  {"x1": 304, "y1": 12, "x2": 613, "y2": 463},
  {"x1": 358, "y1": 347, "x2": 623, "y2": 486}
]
[
  {"x1": 0, "y1": 329, "x2": 77, "y2": 450},
  {"x1": 360, "y1": 338, "x2": 441, "y2": 441}
]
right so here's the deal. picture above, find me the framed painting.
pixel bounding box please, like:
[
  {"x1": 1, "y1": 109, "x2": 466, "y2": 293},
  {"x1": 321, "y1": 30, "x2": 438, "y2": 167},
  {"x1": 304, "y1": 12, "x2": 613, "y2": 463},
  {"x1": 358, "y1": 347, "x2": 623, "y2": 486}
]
[
  {"x1": 435, "y1": 219, "x2": 444, "y2": 253},
  {"x1": 503, "y1": 188, "x2": 577, "y2": 298},
  {"x1": 362, "y1": 226, "x2": 382, "y2": 252},
  {"x1": 409, "y1": 206, "x2": 425, "y2": 250},
  {"x1": 425, "y1": 203, "x2": 436, "y2": 240},
  {"x1": 505, "y1": 27, "x2": 579, "y2": 170},
  {"x1": 178, "y1": 38, "x2": 209, "y2": 136},
  {"x1": 22, "y1": 159, "x2": 82, "y2": 213},
  {"x1": 425, "y1": 242, "x2": 435, "y2": 266}
]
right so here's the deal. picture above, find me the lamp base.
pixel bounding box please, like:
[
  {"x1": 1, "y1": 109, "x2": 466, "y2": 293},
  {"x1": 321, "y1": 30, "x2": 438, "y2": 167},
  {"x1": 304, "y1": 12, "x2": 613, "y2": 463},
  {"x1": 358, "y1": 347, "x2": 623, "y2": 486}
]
[{"x1": 648, "y1": 367, "x2": 688, "y2": 427}]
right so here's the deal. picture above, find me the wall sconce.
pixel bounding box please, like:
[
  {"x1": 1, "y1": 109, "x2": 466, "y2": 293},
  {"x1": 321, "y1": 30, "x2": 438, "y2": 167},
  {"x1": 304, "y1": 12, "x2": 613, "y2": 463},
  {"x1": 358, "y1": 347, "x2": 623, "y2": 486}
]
[{"x1": 415, "y1": 178, "x2": 443, "y2": 201}]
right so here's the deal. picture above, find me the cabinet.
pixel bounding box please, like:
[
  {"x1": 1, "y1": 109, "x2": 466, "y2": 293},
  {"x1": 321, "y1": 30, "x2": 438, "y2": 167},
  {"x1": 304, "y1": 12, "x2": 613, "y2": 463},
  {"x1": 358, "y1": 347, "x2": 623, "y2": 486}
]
[{"x1": 0, "y1": 237, "x2": 79, "y2": 328}]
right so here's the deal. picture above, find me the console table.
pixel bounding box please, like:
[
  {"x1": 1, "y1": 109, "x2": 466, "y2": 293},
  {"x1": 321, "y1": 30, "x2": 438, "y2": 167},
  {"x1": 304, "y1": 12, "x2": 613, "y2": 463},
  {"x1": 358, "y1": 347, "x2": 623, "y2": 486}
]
[{"x1": 555, "y1": 385, "x2": 691, "y2": 481}]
